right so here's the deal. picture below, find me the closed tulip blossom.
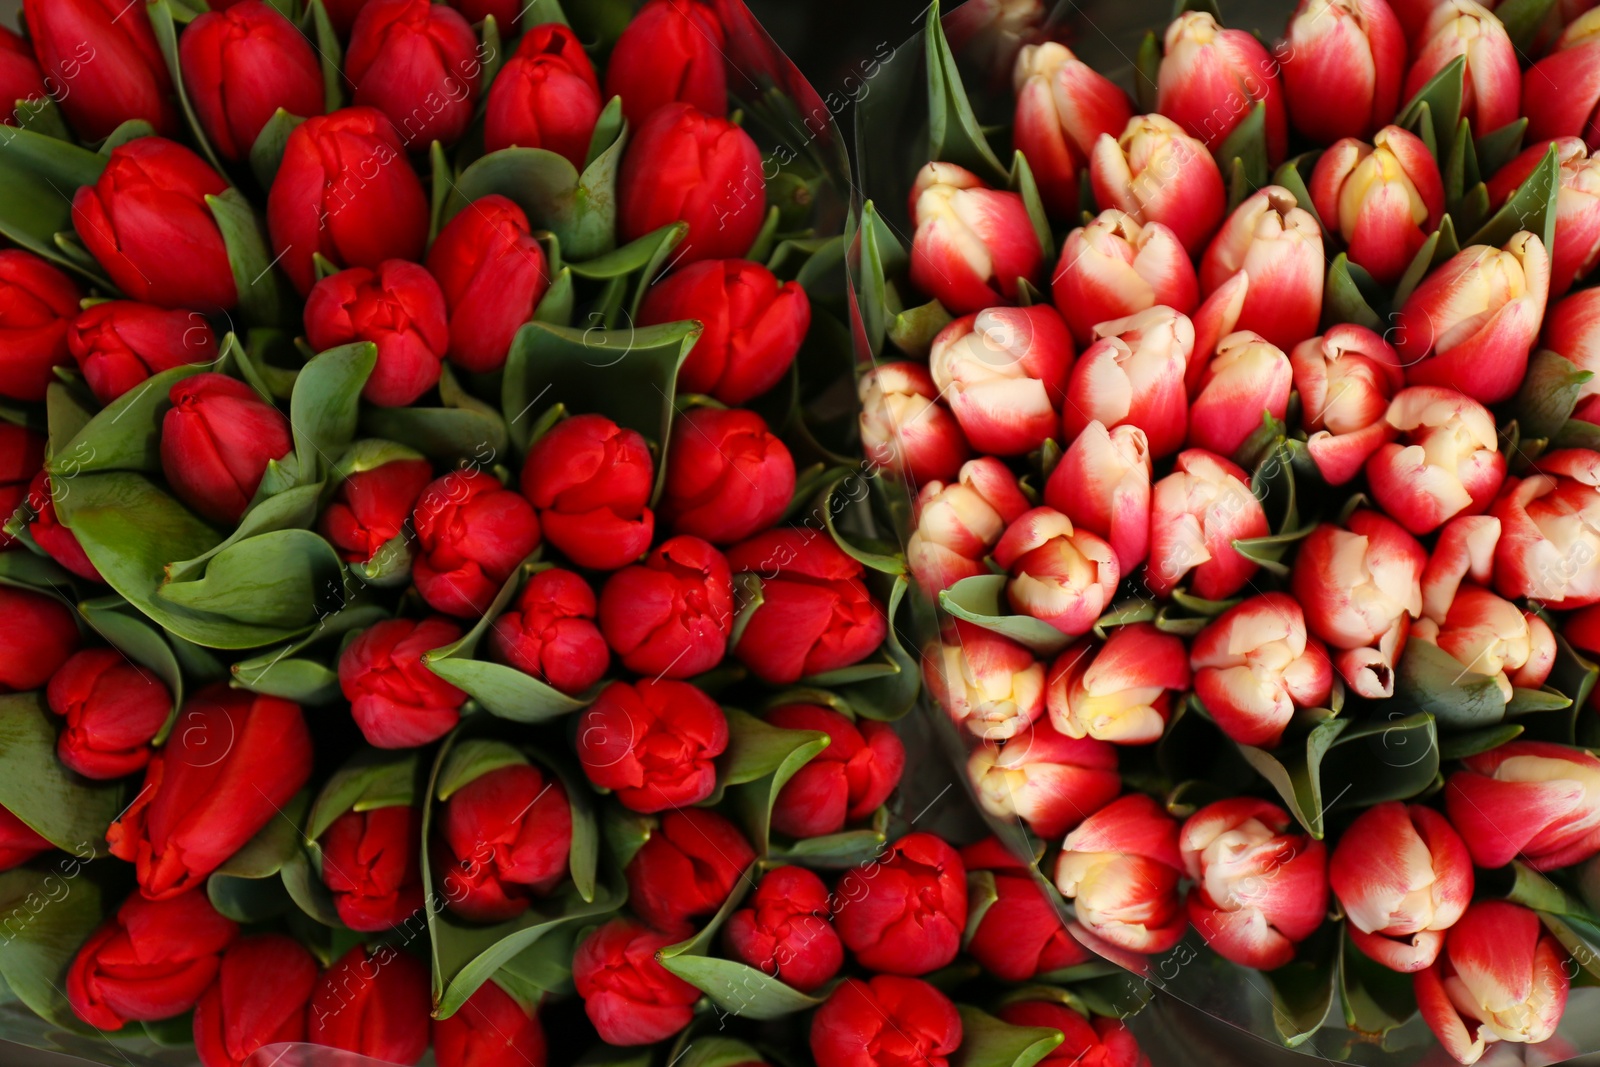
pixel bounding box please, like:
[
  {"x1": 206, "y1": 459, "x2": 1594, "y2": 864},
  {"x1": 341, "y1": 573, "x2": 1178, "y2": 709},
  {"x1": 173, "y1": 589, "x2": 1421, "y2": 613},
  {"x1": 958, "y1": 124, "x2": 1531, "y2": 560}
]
[
  {"x1": 858, "y1": 361, "x2": 971, "y2": 484},
  {"x1": 1524, "y1": 8, "x2": 1600, "y2": 149},
  {"x1": 625, "y1": 808, "x2": 754, "y2": 937},
  {"x1": 0, "y1": 28, "x2": 43, "y2": 127},
  {"x1": 1309, "y1": 126, "x2": 1445, "y2": 285},
  {"x1": 1446, "y1": 741, "x2": 1600, "y2": 870},
  {"x1": 1012, "y1": 42, "x2": 1134, "y2": 217},
  {"x1": 339, "y1": 617, "x2": 466, "y2": 748},
  {"x1": 723, "y1": 865, "x2": 844, "y2": 992},
  {"x1": 192, "y1": 935, "x2": 318, "y2": 1067},
  {"x1": 319, "y1": 455, "x2": 433, "y2": 569},
  {"x1": 1157, "y1": 10, "x2": 1288, "y2": 162},
  {"x1": 1366, "y1": 387, "x2": 1505, "y2": 535},
  {"x1": 1090, "y1": 113, "x2": 1226, "y2": 255},
  {"x1": 489, "y1": 567, "x2": 610, "y2": 695},
  {"x1": 1291, "y1": 325, "x2": 1406, "y2": 484},
  {"x1": 1291, "y1": 510, "x2": 1427, "y2": 698},
  {"x1": 0, "y1": 586, "x2": 79, "y2": 693},
  {"x1": 22, "y1": 0, "x2": 175, "y2": 141},
  {"x1": 924, "y1": 621, "x2": 1047, "y2": 741},
  {"x1": 599, "y1": 536, "x2": 732, "y2": 679},
  {"x1": 1043, "y1": 421, "x2": 1152, "y2": 573},
  {"x1": 574, "y1": 918, "x2": 700, "y2": 1046},
  {"x1": 1180, "y1": 799, "x2": 1328, "y2": 970},
  {"x1": 1052, "y1": 211, "x2": 1198, "y2": 345},
  {"x1": 908, "y1": 457, "x2": 1030, "y2": 595},
  {"x1": 576, "y1": 679, "x2": 728, "y2": 812},
  {"x1": 999, "y1": 1002, "x2": 1150, "y2": 1067},
  {"x1": 1147, "y1": 449, "x2": 1268, "y2": 600},
  {"x1": 907, "y1": 161, "x2": 1043, "y2": 315},
  {"x1": 1198, "y1": 187, "x2": 1323, "y2": 351},
  {"x1": 160, "y1": 373, "x2": 293, "y2": 526},
  {"x1": 0, "y1": 807, "x2": 48, "y2": 870},
  {"x1": 67, "y1": 302, "x2": 218, "y2": 406},
  {"x1": 1414, "y1": 901, "x2": 1569, "y2": 1065},
  {"x1": 304, "y1": 260, "x2": 449, "y2": 407},
  {"x1": 0, "y1": 251, "x2": 79, "y2": 403},
  {"x1": 1046, "y1": 624, "x2": 1191, "y2": 744},
  {"x1": 1493, "y1": 450, "x2": 1600, "y2": 608},
  {"x1": 967, "y1": 716, "x2": 1121, "y2": 839},
  {"x1": 427, "y1": 195, "x2": 551, "y2": 374},
  {"x1": 994, "y1": 507, "x2": 1120, "y2": 637},
  {"x1": 66, "y1": 890, "x2": 238, "y2": 1031},
  {"x1": 319, "y1": 805, "x2": 424, "y2": 931},
  {"x1": 433, "y1": 981, "x2": 546, "y2": 1067},
  {"x1": 834, "y1": 832, "x2": 967, "y2": 975},
  {"x1": 1055, "y1": 794, "x2": 1188, "y2": 953},
  {"x1": 1280, "y1": 0, "x2": 1406, "y2": 143},
  {"x1": 0, "y1": 424, "x2": 43, "y2": 553},
  {"x1": 1330, "y1": 802, "x2": 1473, "y2": 972},
  {"x1": 810, "y1": 977, "x2": 962, "y2": 1067},
  {"x1": 1062, "y1": 305, "x2": 1193, "y2": 458},
  {"x1": 1404, "y1": 1, "x2": 1521, "y2": 136},
  {"x1": 663, "y1": 408, "x2": 794, "y2": 544},
  {"x1": 26, "y1": 472, "x2": 101, "y2": 582},
  {"x1": 1415, "y1": 584, "x2": 1556, "y2": 701},
  {"x1": 962, "y1": 837, "x2": 1093, "y2": 980},
  {"x1": 1543, "y1": 287, "x2": 1600, "y2": 425},
  {"x1": 1188, "y1": 331, "x2": 1292, "y2": 457},
  {"x1": 1190, "y1": 594, "x2": 1334, "y2": 748},
  {"x1": 523, "y1": 414, "x2": 654, "y2": 571},
  {"x1": 179, "y1": 2, "x2": 326, "y2": 159},
  {"x1": 928, "y1": 305, "x2": 1073, "y2": 455},
  {"x1": 47, "y1": 648, "x2": 171, "y2": 779},
  {"x1": 767, "y1": 704, "x2": 905, "y2": 838},
  {"x1": 436, "y1": 762, "x2": 572, "y2": 921},
  {"x1": 604, "y1": 0, "x2": 726, "y2": 128},
  {"x1": 308, "y1": 945, "x2": 430, "y2": 1064},
  {"x1": 345, "y1": 0, "x2": 481, "y2": 147},
  {"x1": 484, "y1": 23, "x2": 602, "y2": 165},
  {"x1": 1486, "y1": 138, "x2": 1600, "y2": 296},
  {"x1": 412, "y1": 469, "x2": 541, "y2": 617}
]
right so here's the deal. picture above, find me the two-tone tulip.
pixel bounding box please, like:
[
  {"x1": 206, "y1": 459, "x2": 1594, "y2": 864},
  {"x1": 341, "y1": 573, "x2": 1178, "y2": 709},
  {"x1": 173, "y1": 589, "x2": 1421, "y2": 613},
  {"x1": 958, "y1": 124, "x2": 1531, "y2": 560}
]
[
  {"x1": 1542, "y1": 287, "x2": 1600, "y2": 425},
  {"x1": 1045, "y1": 624, "x2": 1190, "y2": 745},
  {"x1": 1044, "y1": 424, "x2": 1150, "y2": 577},
  {"x1": 1198, "y1": 186, "x2": 1323, "y2": 351},
  {"x1": 1280, "y1": 0, "x2": 1406, "y2": 143},
  {"x1": 907, "y1": 162, "x2": 1043, "y2": 314},
  {"x1": 1090, "y1": 114, "x2": 1226, "y2": 255},
  {"x1": 427, "y1": 195, "x2": 551, "y2": 374},
  {"x1": 994, "y1": 507, "x2": 1120, "y2": 637},
  {"x1": 858, "y1": 362, "x2": 970, "y2": 484},
  {"x1": 1188, "y1": 331, "x2": 1292, "y2": 457},
  {"x1": 1415, "y1": 583, "x2": 1556, "y2": 702},
  {"x1": 1157, "y1": 10, "x2": 1288, "y2": 162},
  {"x1": 484, "y1": 23, "x2": 602, "y2": 166},
  {"x1": 1404, "y1": 0, "x2": 1521, "y2": 135},
  {"x1": 1524, "y1": 8, "x2": 1600, "y2": 149},
  {"x1": 1012, "y1": 42, "x2": 1133, "y2": 218},
  {"x1": 345, "y1": 0, "x2": 481, "y2": 147},
  {"x1": 1290, "y1": 325, "x2": 1405, "y2": 484},
  {"x1": 179, "y1": 2, "x2": 326, "y2": 160},
  {"x1": 603, "y1": 0, "x2": 726, "y2": 129},
  {"x1": 967, "y1": 716, "x2": 1120, "y2": 839},
  {"x1": 1051, "y1": 211, "x2": 1198, "y2": 346},
  {"x1": 1147, "y1": 449, "x2": 1268, "y2": 600},
  {"x1": 1309, "y1": 126, "x2": 1445, "y2": 285},
  {"x1": 1191, "y1": 593, "x2": 1334, "y2": 748},
  {"x1": 928, "y1": 305, "x2": 1072, "y2": 455},
  {"x1": 1493, "y1": 450, "x2": 1600, "y2": 608},
  {"x1": 1446, "y1": 741, "x2": 1600, "y2": 870},
  {"x1": 67, "y1": 302, "x2": 218, "y2": 406},
  {"x1": 22, "y1": 0, "x2": 176, "y2": 141},
  {"x1": 1062, "y1": 305, "x2": 1193, "y2": 458},
  {"x1": 962, "y1": 837, "x2": 1093, "y2": 980},
  {"x1": 1367, "y1": 387, "x2": 1505, "y2": 535},
  {"x1": 908, "y1": 457, "x2": 1030, "y2": 595},
  {"x1": 1055, "y1": 794, "x2": 1187, "y2": 953},
  {"x1": 1487, "y1": 138, "x2": 1600, "y2": 296},
  {"x1": 923, "y1": 621, "x2": 1046, "y2": 741}
]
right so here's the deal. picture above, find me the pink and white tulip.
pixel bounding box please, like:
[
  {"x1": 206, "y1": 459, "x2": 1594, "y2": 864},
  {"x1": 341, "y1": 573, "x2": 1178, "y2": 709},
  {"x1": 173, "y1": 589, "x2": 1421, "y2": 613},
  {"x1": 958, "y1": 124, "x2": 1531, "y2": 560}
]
[
  {"x1": 908, "y1": 162, "x2": 1043, "y2": 315},
  {"x1": 1403, "y1": 1, "x2": 1521, "y2": 136},
  {"x1": 1493, "y1": 449, "x2": 1600, "y2": 609},
  {"x1": 1367, "y1": 386, "x2": 1506, "y2": 535},
  {"x1": 1055, "y1": 794, "x2": 1188, "y2": 954},
  {"x1": 1045, "y1": 624, "x2": 1191, "y2": 745},
  {"x1": 1090, "y1": 114, "x2": 1226, "y2": 255},
  {"x1": 967, "y1": 716, "x2": 1121, "y2": 839},
  {"x1": 1413, "y1": 585, "x2": 1557, "y2": 701},
  {"x1": 923, "y1": 621, "x2": 1046, "y2": 741},
  {"x1": 1280, "y1": 0, "x2": 1407, "y2": 144},
  {"x1": 908, "y1": 457, "x2": 1030, "y2": 597},
  {"x1": 1044, "y1": 420, "x2": 1152, "y2": 572},
  {"x1": 1146, "y1": 449, "x2": 1269, "y2": 600},
  {"x1": 1542, "y1": 287, "x2": 1600, "y2": 424},
  {"x1": 1445, "y1": 741, "x2": 1600, "y2": 870},
  {"x1": 1187, "y1": 330, "x2": 1292, "y2": 458},
  {"x1": 1062, "y1": 305, "x2": 1193, "y2": 458},
  {"x1": 858, "y1": 362, "x2": 969, "y2": 485},
  {"x1": 1190, "y1": 593, "x2": 1334, "y2": 749},
  {"x1": 1290, "y1": 325, "x2": 1406, "y2": 485},
  {"x1": 1198, "y1": 186, "x2": 1323, "y2": 351},
  {"x1": 1051, "y1": 211, "x2": 1198, "y2": 345},
  {"x1": 1486, "y1": 138, "x2": 1600, "y2": 297},
  {"x1": 928, "y1": 305, "x2": 1072, "y2": 456},
  {"x1": 1012, "y1": 42, "x2": 1134, "y2": 218},
  {"x1": 1523, "y1": 8, "x2": 1600, "y2": 150},
  {"x1": 1156, "y1": 11, "x2": 1288, "y2": 164},
  {"x1": 994, "y1": 507, "x2": 1120, "y2": 637},
  {"x1": 1309, "y1": 126, "x2": 1445, "y2": 286}
]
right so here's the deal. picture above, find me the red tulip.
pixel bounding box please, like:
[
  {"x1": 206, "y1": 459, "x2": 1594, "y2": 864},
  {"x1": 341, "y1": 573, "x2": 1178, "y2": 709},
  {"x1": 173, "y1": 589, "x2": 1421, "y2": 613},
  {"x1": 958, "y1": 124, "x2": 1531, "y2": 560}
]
[
  {"x1": 908, "y1": 162, "x2": 1043, "y2": 315},
  {"x1": 992, "y1": 507, "x2": 1119, "y2": 637},
  {"x1": 412, "y1": 468, "x2": 541, "y2": 617},
  {"x1": 449, "y1": 0, "x2": 524, "y2": 27},
  {"x1": 605, "y1": 0, "x2": 726, "y2": 129},
  {"x1": 436, "y1": 762, "x2": 572, "y2": 922},
  {"x1": 909, "y1": 456, "x2": 1030, "y2": 596},
  {"x1": 966, "y1": 716, "x2": 1120, "y2": 839},
  {"x1": 1054, "y1": 794, "x2": 1187, "y2": 954},
  {"x1": 73, "y1": 139, "x2": 235, "y2": 313},
  {"x1": 489, "y1": 567, "x2": 609, "y2": 695},
  {"x1": 1331, "y1": 802, "x2": 1473, "y2": 972},
  {"x1": 1198, "y1": 187, "x2": 1323, "y2": 350},
  {"x1": 1416, "y1": 584, "x2": 1556, "y2": 700},
  {"x1": 1187, "y1": 330, "x2": 1292, "y2": 457},
  {"x1": 1290, "y1": 325, "x2": 1405, "y2": 484},
  {"x1": 339, "y1": 616, "x2": 466, "y2": 747},
  {"x1": 1488, "y1": 138, "x2": 1600, "y2": 297},
  {"x1": 1446, "y1": 740, "x2": 1600, "y2": 870},
  {"x1": 1147, "y1": 449, "x2": 1268, "y2": 600},
  {"x1": 1052, "y1": 211, "x2": 1197, "y2": 345},
  {"x1": 626, "y1": 808, "x2": 754, "y2": 936},
  {"x1": 268, "y1": 107, "x2": 429, "y2": 295},
  {"x1": 573, "y1": 917, "x2": 699, "y2": 1045},
  {"x1": 0, "y1": 424, "x2": 44, "y2": 553},
  {"x1": 1062, "y1": 305, "x2": 1193, "y2": 459},
  {"x1": 0, "y1": 250, "x2": 79, "y2": 401},
  {"x1": 1190, "y1": 594, "x2": 1333, "y2": 748},
  {"x1": 618, "y1": 102, "x2": 764, "y2": 267},
  {"x1": 0, "y1": 806, "x2": 49, "y2": 870},
  {"x1": 723, "y1": 865, "x2": 843, "y2": 992},
  {"x1": 0, "y1": 27, "x2": 45, "y2": 128},
  {"x1": 427, "y1": 195, "x2": 550, "y2": 374},
  {"x1": 0, "y1": 585, "x2": 79, "y2": 692},
  {"x1": 1043, "y1": 422, "x2": 1151, "y2": 573},
  {"x1": 160, "y1": 373, "x2": 292, "y2": 525},
  {"x1": 345, "y1": 0, "x2": 481, "y2": 147},
  {"x1": 1366, "y1": 386, "x2": 1505, "y2": 535},
  {"x1": 576, "y1": 679, "x2": 727, "y2": 812},
  {"x1": 811, "y1": 976, "x2": 962, "y2": 1067},
  {"x1": 192, "y1": 935, "x2": 317, "y2": 1067},
  {"x1": 924, "y1": 620, "x2": 1046, "y2": 741},
  {"x1": 1012, "y1": 42, "x2": 1133, "y2": 218},
  {"x1": 304, "y1": 261, "x2": 447, "y2": 407},
  {"x1": 25, "y1": 472, "x2": 102, "y2": 582},
  {"x1": 1404, "y1": 0, "x2": 1520, "y2": 136},
  {"x1": 929, "y1": 305, "x2": 1073, "y2": 456},
  {"x1": 324, "y1": 0, "x2": 375, "y2": 36},
  {"x1": 834, "y1": 832, "x2": 966, "y2": 975},
  {"x1": 67, "y1": 302, "x2": 217, "y2": 406},
  {"x1": 725, "y1": 528, "x2": 887, "y2": 684},
  {"x1": 858, "y1": 361, "x2": 971, "y2": 484},
  {"x1": 962, "y1": 836, "x2": 1092, "y2": 980},
  {"x1": 767, "y1": 704, "x2": 905, "y2": 838},
  {"x1": 1494, "y1": 450, "x2": 1600, "y2": 608},
  {"x1": 636, "y1": 258, "x2": 811, "y2": 405},
  {"x1": 1420, "y1": 514, "x2": 1500, "y2": 626},
  {"x1": 21, "y1": 0, "x2": 175, "y2": 141},
  {"x1": 308, "y1": 944, "x2": 431, "y2": 1065},
  {"x1": 599, "y1": 535, "x2": 732, "y2": 678},
  {"x1": 522, "y1": 414, "x2": 653, "y2": 571},
  {"x1": 46, "y1": 647, "x2": 169, "y2": 779},
  {"x1": 1157, "y1": 10, "x2": 1288, "y2": 163},
  {"x1": 66, "y1": 889, "x2": 237, "y2": 1031},
  {"x1": 663, "y1": 407, "x2": 794, "y2": 544},
  {"x1": 433, "y1": 980, "x2": 546, "y2": 1067},
  {"x1": 1310, "y1": 127, "x2": 1445, "y2": 286},
  {"x1": 1281, "y1": 0, "x2": 1405, "y2": 144},
  {"x1": 180, "y1": 2, "x2": 326, "y2": 160},
  {"x1": 1046, "y1": 624, "x2": 1192, "y2": 745},
  {"x1": 1524, "y1": 9, "x2": 1600, "y2": 149},
  {"x1": 1543, "y1": 286, "x2": 1600, "y2": 424},
  {"x1": 319, "y1": 805, "x2": 424, "y2": 931},
  {"x1": 319, "y1": 456, "x2": 433, "y2": 566},
  {"x1": 484, "y1": 23, "x2": 601, "y2": 165},
  {"x1": 998, "y1": 1001, "x2": 1150, "y2": 1067},
  {"x1": 1090, "y1": 113, "x2": 1226, "y2": 255}
]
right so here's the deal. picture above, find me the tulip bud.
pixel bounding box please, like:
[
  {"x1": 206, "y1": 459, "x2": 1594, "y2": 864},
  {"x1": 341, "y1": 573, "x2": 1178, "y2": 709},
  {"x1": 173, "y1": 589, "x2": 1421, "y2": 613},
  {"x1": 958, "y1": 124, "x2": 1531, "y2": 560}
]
[
  {"x1": 1331, "y1": 802, "x2": 1473, "y2": 972},
  {"x1": 345, "y1": 0, "x2": 481, "y2": 147},
  {"x1": 1188, "y1": 330, "x2": 1292, "y2": 457},
  {"x1": 928, "y1": 305, "x2": 1073, "y2": 456},
  {"x1": 0, "y1": 28, "x2": 45, "y2": 129},
  {"x1": 1012, "y1": 42, "x2": 1134, "y2": 217},
  {"x1": 811, "y1": 976, "x2": 962, "y2": 1067},
  {"x1": 1487, "y1": 138, "x2": 1600, "y2": 297},
  {"x1": 47, "y1": 648, "x2": 170, "y2": 780},
  {"x1": 339, "y1": 617, "x2": 466, "y2": 748},
  {"x1": 1157, "y1": 11, "x2": 1288, "y2": 162},
  {"x1": 618, "y1": 102, "x2": 764, "y2": 266},
  {"x1": 1309, "y1": 127, "x2": 1444, "y2": 286},
  {"x1": 908, "y1": 162, "x2": 1043, "y2": 315},
  {"x1": 967, "y1": 716, "x2": 1120, "y2": 839},
  {"x1": 1147, "y1": 449, "x2": 1268, "y2": 600},
  {"x1": 1404, "y1": 1, "x2": 1521, "y2": 136},
  {"x1": 1494, "y1": 450, "x2": 1600, "y2": 608},
  {"x1": 637, "y1": 258, "x2": 811, "y2": 405},
  {"x1": 1415, "y1": 585, "x2": 1556, "y2": 700},
  {"x1": 73, "y1": 139, "x2": 235, "y2": 313},
  {"x1": 269, "y1": 107, "x2": 429, "y2": 295},
  {"x1": 0, "y1": 806, "x2": 48, "y2": 870},
  {"x1": 489, "y1": 567, "x2": 609, "y2": 695},
  {"x1": 766, "y1": 704, "x2": 905, "y2": 838},
  {"x1": 26, "y1": 472, "x2": 101, "y2": 582},
  {"x1": 1051, "y1": 211, "x2": 1198, "y2": 345},
  {"x1": 910, "y1": 457, "x2": 1031, "y2": 595},
  {"x1": 1042, "y1": 422, "x2": 1151, "y2": 573},
  {"x1": 1061, "y1": 305, "x2": 1193, "y2": 458},
  {"x1": 1198, "y1": 187, "x2": 1323, "y2": 350},
  {"x1": 1543, "y1": 287, "x2": 1600, "y2": 425},
  {"x1": 1000, "y1": 1002, "x2": 1150, "y2": 1067},
  {"x1": 1367, "y1": 386, "x2": 1505, "y2": 535},
  {"x1": 835, "y1": 832, "x2": 966, "y2": 975},
  {"x1": 1446, "y1": 740, "x2": 1600, "y2": 870},
  {"x1": 858, "y1": 361, "x2": 971, "y2": 484},
  {"x1": 576, "y1": 679, "x2": 727, "y2": 812},
  {"x1": 305, "y1": 261, "x2": 448, "y2": 407},
  {"x1": 67, "y1": 889, "x2": 237, "y2": 1031},
  {"x1": 604, "y1": 0, "x2": 727, "y2": 129},
  {"x1": 484, "y1": 24, "x2": 601, "y2": 165},
  {"x1": 319, "y1": 454, "x2": 432, "y2": 567},
  {"x1": 180, "y1": 2, "x2": 326, "y2": 160},
  {"x1": 21, "y1": 0, "x2": 175, "y2": 141},
  {"x1": 1414, "y1": 901, "x2": 1569, "y2": 1065},
  {"x1": 574, "y1": 917, "x2": 699, "y2": 1045},
  {"x1": 626, "y1": 808, "x2": 754, "y2": 936},
  {"x1": 1292, "y1": 510, "x2": 1427, "y2": 698},
  {"x1": 160, "y1": 373, "x2": 293, "y2": 526},
  {"x1": 308, "y1": 944, "x2": 431, "y2": 1065},
  {"x1": 433, "y1": 980, "x2": 546, "y2": 1067},
  {"x1": 0, "y1": 251, "x2": 81, "y2": 402},
  {"x1": 1290, "y1": 325, "x2": 1405, "y2": 484},
  {"x1": 67, "y1": 302, "x2": 217, "y2": 406},
  {"x1": 0, "y1": 424, "x2": 44, "y2": 553},
  {"x1": 0, "y1": 586, "x2": 79, "y2": 693},
  {"x1": 1281, "y1": 0, "x2": 1406, "y2": 143},
  {"x1": 192, "y1": 934, "x2": 318, "y2": 1067},
  {"x1": 1190, "y1": 594, "x2": 1334, "y2": 748},
  {"x1": 924, "y1": 620, "x2": 1047, "y2": 741},
  {"x1": 1392, "y1": 232, "x2": 1549, "y2": 404},
  {"x1": 108, "y1": 686, "x2": 311, "y2": 899},
  {"x1": 662, "y1": 407, "x2": 794, "y2": 544},
  {"x1": 962, "y1": 837, "x2": 1093, "y2": 980},
  {"x1": 599, "y1": 535, "x2": 732, "y2": 678},
  {"x1": 723, "y1": 865, "x2": 843, "y2": 992},
  {"x1": 1524, "y1": 9, "x2": 1600, "y2": 149},
  {"x1": 319, "y1": 805, "x2": 424, "y2": 931},
  {"x1": 1090, "y1": 113, "x2": 1226, "y2": 255},
  {"x1": 725, "y1": 529, "x2": 887, "y2": 684},
  {"x1": 427, "y1": 195, "x2": 550, "y2": 374},
  {"x1": 1180, "y1": 798, "x2": 1327, "y2": 970},
  {"x1": 412, "y1": 469, "x2": 541, "y2": 617},
  {"x1": 1055, "y1": 793, "x2": 1187, "y2": 953},
  {"x1": 522, "y1": 414, "x2": 654, "y2": 570},
  {"x1": 1045, "y1": 624, "x2": 1190, "y2": 744},
  {"x1": 436, "y1": 762, "x2": 571, "y2": 921}
]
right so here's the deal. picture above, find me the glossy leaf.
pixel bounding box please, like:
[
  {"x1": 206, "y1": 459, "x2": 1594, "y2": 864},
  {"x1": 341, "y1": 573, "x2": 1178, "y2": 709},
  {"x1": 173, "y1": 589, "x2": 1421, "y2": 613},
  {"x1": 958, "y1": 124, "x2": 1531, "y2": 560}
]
[
  {"x1": 923, "y1": 0, "x2": 1006, "y2": 181},
  {"x1": 952, "y1": 1005, "x2": 1065, "y2": 1067},
  {"x1": 0, "y1": 125, "x2": 108, "y2": 277},
  {"x1": 307, "y1": 749, "x2": 423, "y2": 843},
  {"x1": 939, "y1": 574, "x2": 1071, "y2": 656},
  {"x1": 1394, "y1": 639, "x2": 1506, "y2": 730},
  {"x1": 0, "y1": 865, "x2": 106, "y2": 1034},
  {"x1": 720, "y1": 708, "x2": 829, "y2": 854},
  {"x1": 292, "y1": 343, "x2": 376, "y2": 483},
  {"x1": 0, "y1": 693, "x2": 125, "y2": 856},
  {"x1": 50, "y1": 364, "x2": 209, "y2": 477}
]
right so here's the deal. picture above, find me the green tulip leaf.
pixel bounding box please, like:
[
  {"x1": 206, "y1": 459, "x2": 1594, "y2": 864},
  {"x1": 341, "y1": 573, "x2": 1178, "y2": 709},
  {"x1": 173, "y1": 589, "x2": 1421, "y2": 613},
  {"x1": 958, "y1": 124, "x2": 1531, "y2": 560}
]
[
  {"x1": 148, "y1": 0, "x2": 225, "y2": 174},
  {"x1": 207, "y1": 869, "x2": 291, "y2": 924},
  {"x1": 1397, "y1": 56, "x2": 1464, "y2": 162},
  {"x1": 1394, "y1": 639, "x2": 1507, "y2": 730},
  {"x1": 820, "y1": 474, "x2": 906, "y2": 575},
  {"x1": 1436, "y1": 722, "x2": 1524, "y2": 762},
  {"x1": 13, "y1": 95, "x2": 70, "y2": 143},
  {"x1": 158, "y1": 528, "x2": 344, "y2": 630},
  {"x1": 230, "y1": 602, "x2": 388, "y2": 704},
  {"x1": 1339, "y1": 926, "x2": 1418, "y2": 1038},
  {"x1": 939, "y1": 574, "x2": 1071, "y2": 656},
  {"x1": 50, "y1": 364, "x2": 209, "y2": 477},
  {"x1": 923, "y1": 0, "x2": 1006, "y2": 182},
  {"x1": 661, "y1": 953, "x2": 827, "y2": 1021},
  {"x1": 1475, "y1": 118, "x2": 1528, "y2": 179},
  {"x1": 951, "y1": 1005, "x2": 1065, "y2": 1067},
  {"x1": 304, "y1": 0, "x2": 344, "y2": 113},
  {"x1": 361, "y1": 364, "x2": 509, "y2": 462},
  {"x1": 1237, "y1": 718, "x2": 1349, "y2": 839},
  {"x1": 888, "y1": 297, "x2": 954, "y2": 359},
  {"x1": 1515, "y1": 350, "x2": 1593, "y2": 442},
  {"x1": 1217, "y1": 102, "x2": 1269, "y2": 207},
  {"x1": 1507, "y1": 686, "x2": 1573, "y2": 716},
  {"x1": 207, "y1": 187, "x2": 289, "y2": 328},
  {"x1": 1468, "y1": 142, "x2": 1558, "y2": 250},
  {"x1": 280, "y1": 847, "x2": 346, "y2": 929},
  {"x1": 1554, "y1": 417, "x2": 1600, "y2": 452},
  {"x1": 964, "y1": 870, "x2": 1000, "y2": 949},
  {"x1": 292, "y1": 343, "x2": 376, "y2": 482},
  {"x1": 1501, "y1": 861, "x2": 1600, "y2": 982},
  {"x1": 1497, "y1": 0, "x2": 1561, "y2": 52},
  {"x1": 1323, "y1": 253, "x2": 1383, "y2": 333},
  {"x1": 435, "y1": 738, "x2": 529, "y2": 802},
  {"x1": 0, "y1": 865, "x2": 106, "y2": 1034},
  {"x1": 0, "y1": 693, "x2": 125, "y2": 856},
  {"x1": 99, "y1": 120, "x2": 156, "y2": 154},
  {"x1": 677, "y1": 1037, "x2": 766, "y2": 1067},
  {"x1": 720, "y1": 708, "x2": 829, "y2": 854},
  {"x1": 1273, "y1": 154, "x2": 1327, "y2": 239},
  {"x1": 834, "y1": 574, "x2": 919, "y2": 722},
  {"x1": 76, "y1": 599, "x2": 184, "y2": 739},
  {"x1": 523, "y1": 746, "x2": 599, "y2": 905},
  {"x1": 495, "y1": 924, "x2": 584, "y2": 1001},
  {"x1": 213, "y1": 788, "x2": 312, "y2": 881},
  {"x1": 307, "y1": 749, "x2": 423, "y2": 843},
  {"x1": 1391, "y1": 218, "x2": 1460, "y2": 310},
  {"x1": 0, "y1": 124, "x2": 107, "y2": 279},
  {"x1": 445, "y1": 139, "x2": 619, "y2": 262},
  {"x1": 250, "y1": 108, "x2": 304, "y2": 189},
  {"x1": 164, "y1": 481, "x2": 323, "y2": 584},
  {"x1": 855, "y1": 200, "x2": 901, "y2": 358},
  {"x1": 1265, "y1": 925, "x2": 1339, "y2": 1046},
  {"x1": 1320, "y1": 712, "x2": 1440, "y2": 810},
  {"x1": 766, "y1": 814, "x2": 891, "y2": 868}
]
